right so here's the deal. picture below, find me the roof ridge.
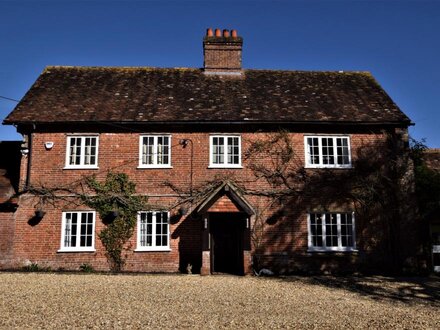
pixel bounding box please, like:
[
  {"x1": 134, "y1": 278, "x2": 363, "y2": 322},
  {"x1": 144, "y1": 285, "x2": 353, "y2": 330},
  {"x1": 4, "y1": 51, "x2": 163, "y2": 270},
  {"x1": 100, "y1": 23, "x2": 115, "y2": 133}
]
[
  {"x1": 43, "y1": 66, "x2": 199, "y2": 72},
  {"x1": 42, "y1": 65, "x2": 372, "y2": 75}
]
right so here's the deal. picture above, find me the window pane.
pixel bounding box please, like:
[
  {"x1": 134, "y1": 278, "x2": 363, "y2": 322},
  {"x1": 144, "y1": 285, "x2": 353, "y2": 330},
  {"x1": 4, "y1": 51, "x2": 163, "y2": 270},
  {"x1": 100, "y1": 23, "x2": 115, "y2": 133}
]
[
  {"x1": 140, "y1": 213, "x2": 146, "y2": 246},
  {"x1": 322, "y1": 138, "x2": 335, "y2": 165},
  {"x1": 140, "y1": 212, "x2": 153, "y2": 247},
  {"x1": 218, "y1": 138, "x2": 224, "y2": 164},
  {"x1": 307, "y1": 137, "x2": 350, "y2": 167},
  {"x1": 226, "y1": 137, "x2": 239, "y2": 165},
  {"x1": 336, "y1": 138, "x2": 350, "y2": 165},
  {"x1": 157, "y1": 137, "x2": 164, "y2": 164},
  {"x1": 84, "y1": 138, "x2": 91, "y2": 165},
  {"x1": 310, "y1": 213, "x2": 323, "y2": 247},
  {"x1": 227, "y1": 137, "x2": 233, "y2": 164},
  {"x1": 212, "y1": 137, "x2": 218, "y2": 164},
  {"x1": 309, "y1": 212, "x2": 354, "y2": 249},
  {"x1": 162, "y1": 137, "x2": 169, "y2": 165},
  {"x1": 212, "y1": 137, "x2": 225, "y2": 164},
  {"x1": 307, "y1": 138, "x2": 320, "y2": 165},
  {"x1": 69, "y1": 138, "x2": 82, "y2": 165},
  {"x1": 156, "y1": 212, "x2": 168, "y2": 247},
  {"x1": 80, "y1": 213, "x2": 87, "y2": 247},
  {"x1": 146, "y1": 212, "x2": 153, "y2": 246},
  {"x1": 69, "y1": 139, "x2": 75, "y2": 165},
  {"x1": 142, "y1": 137, "x2": 154, "y2": 165},
  {"x1": 63, "y1": 212, "x2": 94, "y2": 249},
  {"x1": 325, "y1": 214, "x2": 338, "y2": 247},
  {"x1": 64, "y1": 213, "x2": 72, "y2": 247},
  {"x1": 83, "y1": 138, "x2": 97, "y2": 165},
  {"x1": 71, "y1": 213, "x2": 78, "y2": 247},
  {"x1": 212, "y1": 136, "x2": 240, "y2": 166},
  {"x1": 340, "y1": 213, "x2": 354, "y2": 247},
  {"x1": 68, "y1": 137, "x2": 97, "y2": 166},
  {"x1": 139, "y1": 211, "x2": 168, "y2": 248}
]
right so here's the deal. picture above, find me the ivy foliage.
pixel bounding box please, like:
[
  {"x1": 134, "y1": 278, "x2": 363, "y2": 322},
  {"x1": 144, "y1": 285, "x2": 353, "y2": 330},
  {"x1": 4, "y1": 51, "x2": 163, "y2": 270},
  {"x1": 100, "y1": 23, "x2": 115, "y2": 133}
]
[{"x1": 82, "y1": 172, "x2": 148, "y2": 272}]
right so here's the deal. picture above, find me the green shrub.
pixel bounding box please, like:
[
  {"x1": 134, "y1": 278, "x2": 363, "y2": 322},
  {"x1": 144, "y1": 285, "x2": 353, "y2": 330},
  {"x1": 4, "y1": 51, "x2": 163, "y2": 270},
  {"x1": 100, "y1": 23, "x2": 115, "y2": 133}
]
[
  {"x1": 79, "y1": 263, "x2": 95, "y2": 273},
  {"x1": 22, "y1": 262, "x2": 51, "y2": 272}
]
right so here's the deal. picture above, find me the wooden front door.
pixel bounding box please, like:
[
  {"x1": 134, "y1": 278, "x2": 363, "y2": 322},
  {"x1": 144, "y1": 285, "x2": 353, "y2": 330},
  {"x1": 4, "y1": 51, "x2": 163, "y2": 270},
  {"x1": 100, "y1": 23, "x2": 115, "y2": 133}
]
[{"x1": 210, "y1": 213, "x2": 244, "y2": 275}]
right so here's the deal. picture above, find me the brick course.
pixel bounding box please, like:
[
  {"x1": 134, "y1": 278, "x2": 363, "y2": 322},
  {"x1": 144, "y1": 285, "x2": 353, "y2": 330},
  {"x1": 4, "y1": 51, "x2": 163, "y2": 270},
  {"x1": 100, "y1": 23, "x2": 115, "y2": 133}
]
[{"x1": 0, "y1": 128, "x2": 421, "y2": 274}]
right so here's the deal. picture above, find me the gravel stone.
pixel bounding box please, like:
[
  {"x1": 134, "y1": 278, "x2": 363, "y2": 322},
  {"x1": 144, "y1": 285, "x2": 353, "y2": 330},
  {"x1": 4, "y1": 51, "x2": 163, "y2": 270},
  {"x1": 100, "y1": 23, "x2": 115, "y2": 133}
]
[{"x1": 0, "y1": 273, "x2": 438, "y2": 329}]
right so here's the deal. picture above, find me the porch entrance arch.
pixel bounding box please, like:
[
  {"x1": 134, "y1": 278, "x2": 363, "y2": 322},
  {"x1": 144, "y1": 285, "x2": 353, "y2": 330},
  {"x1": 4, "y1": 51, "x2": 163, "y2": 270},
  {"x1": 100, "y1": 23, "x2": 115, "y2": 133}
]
[{"x1": 196, "y1": 182, "x2": 254, "y2": 275}]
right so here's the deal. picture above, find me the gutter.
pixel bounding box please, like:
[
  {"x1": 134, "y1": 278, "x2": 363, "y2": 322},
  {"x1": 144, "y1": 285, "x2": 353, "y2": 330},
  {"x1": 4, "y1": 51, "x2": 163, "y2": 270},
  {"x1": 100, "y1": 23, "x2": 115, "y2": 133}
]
[
  {"x1": 4, "y1": 119, "x2": 414, "y2": 127},
  {"x1": 25, "y1": 132, "x2": 32, "y2": 189}
]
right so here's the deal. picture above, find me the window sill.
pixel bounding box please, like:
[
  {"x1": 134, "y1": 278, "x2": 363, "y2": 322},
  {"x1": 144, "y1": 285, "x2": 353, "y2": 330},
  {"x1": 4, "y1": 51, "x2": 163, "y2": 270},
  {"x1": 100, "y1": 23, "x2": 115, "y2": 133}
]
[
  {"x1": 307, "y1": 248, "x2": 358, "y2": 253},
  {"x1": 208, "y1": 165, "x2": 243, "y2": 169},
  {"x1": 137, "y1": 165, "x2": 173, "y2": 169},
  {"x1": 63, "y1": 166, "x2": 99, "y2": 170},
  {"x1": 57, "y1": 248, "x2": 96, "y2": 253},
  {"x1": 305, "y1": 165, "x2": 352, "y2": 169},
  {"x1": 134, "y1": 248, "x2": 171, "y2": 252}
]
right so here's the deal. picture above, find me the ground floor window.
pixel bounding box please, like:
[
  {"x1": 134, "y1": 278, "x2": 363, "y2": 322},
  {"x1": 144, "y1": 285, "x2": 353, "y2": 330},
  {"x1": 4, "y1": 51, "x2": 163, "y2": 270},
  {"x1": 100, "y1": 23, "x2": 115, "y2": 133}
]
[
  {"x1": 307, "y1": 212, "x2": 356, "y2": 252},
  {"x1": 136, "y1": 211, "x2": 170, "y2": 251},
  {"x1": 59, "y1": 211, "x2": 95, "y2": 252}
]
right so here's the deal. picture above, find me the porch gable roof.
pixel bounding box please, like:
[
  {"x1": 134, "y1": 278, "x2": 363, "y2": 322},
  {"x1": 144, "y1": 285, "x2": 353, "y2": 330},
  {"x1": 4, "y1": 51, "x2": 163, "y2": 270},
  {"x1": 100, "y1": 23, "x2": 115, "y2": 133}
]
[{"x1": 196, "y1": 181, "x2": 255, "y2": 216}]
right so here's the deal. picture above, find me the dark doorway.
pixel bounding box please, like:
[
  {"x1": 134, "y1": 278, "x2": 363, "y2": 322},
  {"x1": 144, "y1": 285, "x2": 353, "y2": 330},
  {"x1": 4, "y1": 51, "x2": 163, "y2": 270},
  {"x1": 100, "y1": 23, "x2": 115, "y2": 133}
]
[{"x1": 210, "y1": 213, "x2": 245, "y2": 275}]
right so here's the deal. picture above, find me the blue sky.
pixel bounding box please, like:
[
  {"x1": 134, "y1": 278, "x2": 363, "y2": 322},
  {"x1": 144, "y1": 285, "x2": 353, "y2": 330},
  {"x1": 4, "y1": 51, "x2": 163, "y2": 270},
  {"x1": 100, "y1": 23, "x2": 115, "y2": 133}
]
[{"x1": 0, "y1": 0, "x2": 439, "y2": 147}]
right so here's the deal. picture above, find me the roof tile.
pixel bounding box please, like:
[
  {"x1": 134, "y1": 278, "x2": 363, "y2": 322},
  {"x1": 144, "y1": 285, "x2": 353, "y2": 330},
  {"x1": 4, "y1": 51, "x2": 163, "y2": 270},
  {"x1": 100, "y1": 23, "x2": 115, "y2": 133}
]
[{"x1": 4, "y1": 66, "x2": 410, "y2": 124}]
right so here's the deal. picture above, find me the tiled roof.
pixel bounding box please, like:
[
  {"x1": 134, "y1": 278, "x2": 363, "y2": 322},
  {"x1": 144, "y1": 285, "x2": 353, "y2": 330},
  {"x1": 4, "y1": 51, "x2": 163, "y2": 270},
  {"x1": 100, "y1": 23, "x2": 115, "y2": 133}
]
[{"x1": 4, "y1": 66, "x2": 411, "y2": 125}]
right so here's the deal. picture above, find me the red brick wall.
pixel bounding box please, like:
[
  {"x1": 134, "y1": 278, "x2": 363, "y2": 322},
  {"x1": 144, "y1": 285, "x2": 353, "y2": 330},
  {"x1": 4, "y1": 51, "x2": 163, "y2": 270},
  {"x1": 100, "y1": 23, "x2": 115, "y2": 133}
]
[
  {"x1": 6, "y1": 128, "x2": 414, "y2": 273},
  {"x1": 209, "y1": 195, "x2": 241, "y2": 212},
  {"x1": 0, "y1": 211, "x2": 15, "y2": 268},
  {"x1": 203, "y1": 41, "x2": 242, "y2": 71}
]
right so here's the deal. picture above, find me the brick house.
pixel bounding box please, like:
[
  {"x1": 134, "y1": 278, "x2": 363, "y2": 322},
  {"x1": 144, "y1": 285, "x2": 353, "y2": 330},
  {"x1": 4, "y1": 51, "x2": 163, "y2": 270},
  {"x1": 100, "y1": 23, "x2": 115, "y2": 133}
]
[{"x1": 1, "y1": 28, "x2": 420, "y2": 275}]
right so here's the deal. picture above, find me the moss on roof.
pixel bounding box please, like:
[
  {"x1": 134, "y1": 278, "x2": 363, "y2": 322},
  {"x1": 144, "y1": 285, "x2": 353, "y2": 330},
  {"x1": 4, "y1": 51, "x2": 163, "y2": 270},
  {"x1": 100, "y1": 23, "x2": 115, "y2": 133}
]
[{"x1": 4, "y1": 66, "x2": 411, "y2": 125}]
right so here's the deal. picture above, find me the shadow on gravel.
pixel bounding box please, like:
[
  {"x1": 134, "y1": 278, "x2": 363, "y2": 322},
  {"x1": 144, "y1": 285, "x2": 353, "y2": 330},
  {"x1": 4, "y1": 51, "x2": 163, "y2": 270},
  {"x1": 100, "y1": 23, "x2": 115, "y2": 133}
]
[{"x1": 277, "y1": 275, "x2": 440, "y2": 306}]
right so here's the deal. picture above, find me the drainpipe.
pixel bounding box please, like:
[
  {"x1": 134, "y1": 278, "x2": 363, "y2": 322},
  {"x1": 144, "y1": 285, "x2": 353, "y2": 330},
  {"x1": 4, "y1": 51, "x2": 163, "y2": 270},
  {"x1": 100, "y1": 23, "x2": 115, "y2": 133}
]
[
  {"x1": 179, "y1": 138, "x2": 194, "y2": 196},
  {"x1": 24, "y1": 130, "x2": 33, "y2": 189}
]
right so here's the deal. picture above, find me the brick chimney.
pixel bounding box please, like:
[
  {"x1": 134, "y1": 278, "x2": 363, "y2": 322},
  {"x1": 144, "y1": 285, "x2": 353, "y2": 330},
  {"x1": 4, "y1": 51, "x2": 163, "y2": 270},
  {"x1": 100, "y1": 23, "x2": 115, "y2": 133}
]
[{"x1": 203, "y1": 28, "x2": 243, "y2": 75}]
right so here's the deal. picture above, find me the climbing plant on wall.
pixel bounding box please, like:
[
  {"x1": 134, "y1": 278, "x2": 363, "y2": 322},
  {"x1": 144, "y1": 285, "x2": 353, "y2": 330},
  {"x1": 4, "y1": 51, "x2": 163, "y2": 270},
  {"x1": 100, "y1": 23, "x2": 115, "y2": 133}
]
[{"x1": 82, "y1": 172, "x2": 149, "y2": 272}]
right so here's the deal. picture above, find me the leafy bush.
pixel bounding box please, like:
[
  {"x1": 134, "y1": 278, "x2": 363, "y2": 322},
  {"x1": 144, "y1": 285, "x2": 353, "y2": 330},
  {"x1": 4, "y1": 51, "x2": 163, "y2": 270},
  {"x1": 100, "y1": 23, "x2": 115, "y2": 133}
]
[
  {"x1": 22, "y1": 262, "x2": 51, "y2": 272},
  {"x1": 23, "y1": 262, "x2": 40, "y2": 272},
  {"x1": 79, "y1": 263, "x2": 95, "y2": 273}
]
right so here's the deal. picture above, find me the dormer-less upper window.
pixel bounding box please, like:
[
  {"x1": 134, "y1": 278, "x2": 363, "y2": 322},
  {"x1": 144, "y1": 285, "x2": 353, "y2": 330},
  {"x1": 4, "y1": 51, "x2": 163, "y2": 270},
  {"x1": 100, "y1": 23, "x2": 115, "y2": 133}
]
[
  {"x1": 305, "y1": 136, "x2": 351, "y2": 168},
  {"x1": 65, "y1": 136, "x2": 99, "y2": 169},
  {"x1": 209, "y1": 135, "x2": 242, "y2": 168},
  {"x1": 139, "y1": 135, "x2": 171, "y2": 168}
]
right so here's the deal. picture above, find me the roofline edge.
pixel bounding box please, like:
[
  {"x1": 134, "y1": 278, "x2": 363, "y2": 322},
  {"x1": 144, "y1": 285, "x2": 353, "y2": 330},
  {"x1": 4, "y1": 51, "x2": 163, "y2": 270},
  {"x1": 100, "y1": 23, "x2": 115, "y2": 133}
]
[{"x1": 4, "y1": 119, "x2": 414, "y2": 127}]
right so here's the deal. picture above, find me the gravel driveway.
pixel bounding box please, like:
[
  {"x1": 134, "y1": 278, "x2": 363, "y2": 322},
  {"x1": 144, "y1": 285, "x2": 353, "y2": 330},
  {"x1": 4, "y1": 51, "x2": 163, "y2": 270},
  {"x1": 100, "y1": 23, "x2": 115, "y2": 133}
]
[{"x1": 0, "y1": 273, "x2": 438, "y2": 329}]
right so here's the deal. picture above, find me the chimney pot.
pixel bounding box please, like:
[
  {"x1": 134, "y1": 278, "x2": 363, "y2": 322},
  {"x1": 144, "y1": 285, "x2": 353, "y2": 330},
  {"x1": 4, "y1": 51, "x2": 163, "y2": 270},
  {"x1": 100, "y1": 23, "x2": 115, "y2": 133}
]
[
  {"x1": 207, "y1": 28, "x2": 213, "y2": 37},
  {"x1": 223, "y1": 29, "x2": 230, "y2": 37},
  {"x1": 231, "y1": 30, "x2": 238, "y2": 38},
  {"x1": 215, "y1": 28, "x2": 221, "y2": 37}
]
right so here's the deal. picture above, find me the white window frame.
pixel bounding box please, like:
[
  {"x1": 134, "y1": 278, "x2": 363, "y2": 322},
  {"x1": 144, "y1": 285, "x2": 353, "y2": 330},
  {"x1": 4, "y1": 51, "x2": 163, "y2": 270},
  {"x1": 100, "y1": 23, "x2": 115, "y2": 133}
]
[
  {"x1": 209, "y1": 135, "x2": 242, "y2": 168},
  {"x1": 138, "y1": 135, "x2": 172, "y2": 168},
  {"x1": 135, "y1": 211, "x2": 171, "y2": 252},
  {"x1": 64, "y1": 135, "x2": 99, "y2": 169},
  {"x1": 59, "y1": 211, "x2": 96, "y2": 252},
  {"x1": 304, "y1": 135, "x2": 352, "y2": 168},
  {"x1": 307, "y1": 212, "x2": 357, "y2": 252}
]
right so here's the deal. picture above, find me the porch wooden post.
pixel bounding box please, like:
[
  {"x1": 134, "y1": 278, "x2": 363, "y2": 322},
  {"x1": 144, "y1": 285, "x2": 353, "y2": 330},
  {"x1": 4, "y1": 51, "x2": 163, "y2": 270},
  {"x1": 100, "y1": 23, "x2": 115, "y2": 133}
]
[
  {"x1": 200, "y1": 213, "x2": 211, "y2": 275},
  {"x1": 243, "y1": 215, "x2": 253, "y2": 275}
]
